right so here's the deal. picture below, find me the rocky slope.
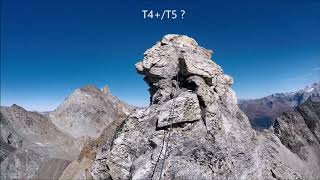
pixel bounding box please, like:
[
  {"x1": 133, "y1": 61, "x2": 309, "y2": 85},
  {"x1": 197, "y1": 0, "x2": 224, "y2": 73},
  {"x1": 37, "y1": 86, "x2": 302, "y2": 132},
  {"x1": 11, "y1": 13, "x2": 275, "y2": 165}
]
[
  {"x1": 59, "y1": 112, "x2": 131, "y2": 180},
  {"x1": 0, "y1": 105, "x2": 80, "y2": 160},
  {"x1": 273, "y1": 96, "x2": 320, "y2": 177},
  {"x1": 1, "y1": 148, "x2": 71, "y2": 180},
  {"x1": 1, "y1": 85, "x2": 133, "y2": 179},
  {"x1": 49, "y1": 85, "x2": 133, "y2": 138},
  {"x1": 0, "y1": 139, "x2": 15, "y2": 162},
  {"x1": 89, "y1": 34, "x2": 315, "y2": 179},
  {"x1": 54, "y1": 85, "x2": 134, "y2": 179},
  {"x1": 0, "y1": 105, "x2": 80, "y2": 179},
  {"x1": 239, "y1": 82, "x2": 320, "y2": 129}
]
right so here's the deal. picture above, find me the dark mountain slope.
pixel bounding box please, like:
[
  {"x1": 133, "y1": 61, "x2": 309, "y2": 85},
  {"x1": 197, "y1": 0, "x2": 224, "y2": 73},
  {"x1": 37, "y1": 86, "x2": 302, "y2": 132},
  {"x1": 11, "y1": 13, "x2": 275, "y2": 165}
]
[{"x1": 239, "y1": 82, "x2": 320, "y2": 129}]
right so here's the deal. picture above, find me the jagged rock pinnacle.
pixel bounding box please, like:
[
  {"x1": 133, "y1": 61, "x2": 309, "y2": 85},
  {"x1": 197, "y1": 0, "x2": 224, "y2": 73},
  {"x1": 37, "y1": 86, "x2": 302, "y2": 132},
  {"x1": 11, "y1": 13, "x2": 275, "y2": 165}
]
[
  {"x1": 91, "y1": 35, "x2": 305, "y2": 180},
  {"x1": 49, "y1": 84, "x2": 133, "y2": 138},
  {"x1": 135, "y1": 34, "x2": 235, "y2": 108}
]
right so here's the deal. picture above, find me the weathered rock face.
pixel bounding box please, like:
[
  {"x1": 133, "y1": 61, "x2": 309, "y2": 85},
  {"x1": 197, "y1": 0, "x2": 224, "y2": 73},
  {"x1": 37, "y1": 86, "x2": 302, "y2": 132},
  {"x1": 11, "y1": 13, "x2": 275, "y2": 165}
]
[
  {"x1": 49, "y1": 85, "x2": 133, "y2": 138},
  {"x1": 297, "y1": 96, "x2": 320, "y2": 142},
  {"x1": 0, "y1": 139, "x2": 16, "y2": 162},
  {"x1": 0, "y1": 112, "x2": 22, "y2": 151},
  {"x1": 90, "y1": 35, "x2": 304, "y2": 180},
  {"x1": 274, "y1": 110, "x2": 317, "y2": 160},
  {"x1": 273, "y1": 97, "x2": 320, "y2": 178}
]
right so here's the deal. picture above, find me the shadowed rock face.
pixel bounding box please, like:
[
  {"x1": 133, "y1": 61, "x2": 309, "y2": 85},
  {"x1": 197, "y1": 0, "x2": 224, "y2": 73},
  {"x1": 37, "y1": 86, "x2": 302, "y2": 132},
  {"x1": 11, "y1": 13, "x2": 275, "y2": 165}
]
[
  {"x1": 297, "y1": 96, "x2": 320, "y2": 142},
  {"x1": 0, "y1": 139, "x2": 15, "y2": 162},
  {"x1": 90, "y1": 35, "x2": 307, "y2": 180},
  {"x1": 239, "y1": 82, "x2": 320, "y2": 129},
  {"x1": 274, "y1": 96, "x2": 320, "y2": 160},
  {"x1": 49, "y1": 85, "x2": 133, "y2": 138}
]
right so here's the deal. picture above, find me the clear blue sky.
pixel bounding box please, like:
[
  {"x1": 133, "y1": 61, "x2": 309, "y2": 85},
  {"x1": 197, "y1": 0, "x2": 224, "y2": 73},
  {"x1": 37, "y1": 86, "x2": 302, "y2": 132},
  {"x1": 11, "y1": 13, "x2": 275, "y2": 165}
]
[{"x1": 1, "y1": 0, "x2": 320, "y2": 111}]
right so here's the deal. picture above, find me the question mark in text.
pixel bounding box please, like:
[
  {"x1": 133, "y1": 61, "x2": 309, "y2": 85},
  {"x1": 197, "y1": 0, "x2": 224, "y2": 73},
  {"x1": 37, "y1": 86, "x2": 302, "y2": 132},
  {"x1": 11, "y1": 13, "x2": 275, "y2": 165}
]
[{"x1": 180, "y1": 10, "x2": 185, "y2": 19}]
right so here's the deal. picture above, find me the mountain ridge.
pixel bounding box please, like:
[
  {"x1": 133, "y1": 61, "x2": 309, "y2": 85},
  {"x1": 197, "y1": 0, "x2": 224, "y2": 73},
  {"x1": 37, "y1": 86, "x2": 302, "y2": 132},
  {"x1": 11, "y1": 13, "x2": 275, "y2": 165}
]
[
  {"x1": 1, "y1": 34, "x2": 319, "y2": 180},
  {"x1": 89, "y1": 34, "x2": 317, "y2": 179},
  {"x1": 49, "y1": 84, "x2": 133, "y2": 138},
  {"x1": 0, "y1": 84, "x2": 133, "y2": 180},
  {"x1": 239, "y1": 81, "x2": 320, "y2": 129}
]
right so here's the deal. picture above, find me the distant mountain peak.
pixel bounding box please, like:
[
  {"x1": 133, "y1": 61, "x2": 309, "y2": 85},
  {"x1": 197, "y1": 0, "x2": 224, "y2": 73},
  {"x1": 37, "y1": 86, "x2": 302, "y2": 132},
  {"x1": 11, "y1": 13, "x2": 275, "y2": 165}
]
[
  {"x1": 49, "y1": 84, "x2": 133, "y2": 138},
  {"x1": 239, "y1": 81, "x2": 320, "y2": 129}
]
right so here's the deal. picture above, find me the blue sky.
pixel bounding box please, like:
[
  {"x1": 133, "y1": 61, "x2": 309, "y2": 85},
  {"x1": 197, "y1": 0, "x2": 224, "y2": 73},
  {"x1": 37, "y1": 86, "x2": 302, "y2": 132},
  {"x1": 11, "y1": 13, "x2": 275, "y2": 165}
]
[{"x1": 1, "y1": 0, "x2": 320, "y2": 111}]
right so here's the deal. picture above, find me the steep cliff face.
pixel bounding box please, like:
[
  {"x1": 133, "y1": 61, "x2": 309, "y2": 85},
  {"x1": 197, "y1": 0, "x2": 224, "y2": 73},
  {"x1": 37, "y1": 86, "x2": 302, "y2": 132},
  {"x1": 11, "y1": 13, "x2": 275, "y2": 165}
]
[
  {"x1": 273, "y1": 97, "x2": 320, "y2": 177},
  {"x1": 90, "y1": 35, "x2": 305, "y2": 180},
  {"x1": 297, "y1": 96, "x2": 320, "y2": 142},
  {"x1": 49, "y1": 85, "x2": 133, "y2": 138}
]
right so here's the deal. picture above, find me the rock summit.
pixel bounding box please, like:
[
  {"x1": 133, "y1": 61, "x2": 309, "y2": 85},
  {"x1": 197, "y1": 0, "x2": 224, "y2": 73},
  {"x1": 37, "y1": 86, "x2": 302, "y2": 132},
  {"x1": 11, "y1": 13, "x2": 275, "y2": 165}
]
[{"x1": 91, "y1": 35, "x2": 312, "y2": 179}]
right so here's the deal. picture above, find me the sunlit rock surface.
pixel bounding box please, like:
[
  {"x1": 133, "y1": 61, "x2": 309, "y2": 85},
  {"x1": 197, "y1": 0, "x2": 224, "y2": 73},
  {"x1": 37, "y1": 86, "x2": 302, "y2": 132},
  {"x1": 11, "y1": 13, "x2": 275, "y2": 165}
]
[{"x1": 90, "y1": 35, "x2": 315, "y2": 180}]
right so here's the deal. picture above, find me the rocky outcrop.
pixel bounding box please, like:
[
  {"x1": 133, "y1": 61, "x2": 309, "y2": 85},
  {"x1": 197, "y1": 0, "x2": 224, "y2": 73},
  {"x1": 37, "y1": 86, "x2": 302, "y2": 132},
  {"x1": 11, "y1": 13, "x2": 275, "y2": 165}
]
[
  {"x1": 0, "y1": 139, "x2": 15, "y2": 162},
  {"x1": 90, "y1": 35, "x2": 305, "y2": 179},
  {"x1": 239, "y1": 82, "x2": 320, "y2": 129},
  {"x1": 0, "y1": 111, "x2": 23, "y2": 151},
  {"x1": 297, "y1": 96, "x2": 320, "y2": 142},
  {"x1": 49, "y1": 85, "x2": 133, "y2": 138},
  {"x1": 273, "y1": 97, "x2": 320, "y2": 177},
  {"x1": 2, "y1": 34, "x2": 318, "y2": 179}
]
